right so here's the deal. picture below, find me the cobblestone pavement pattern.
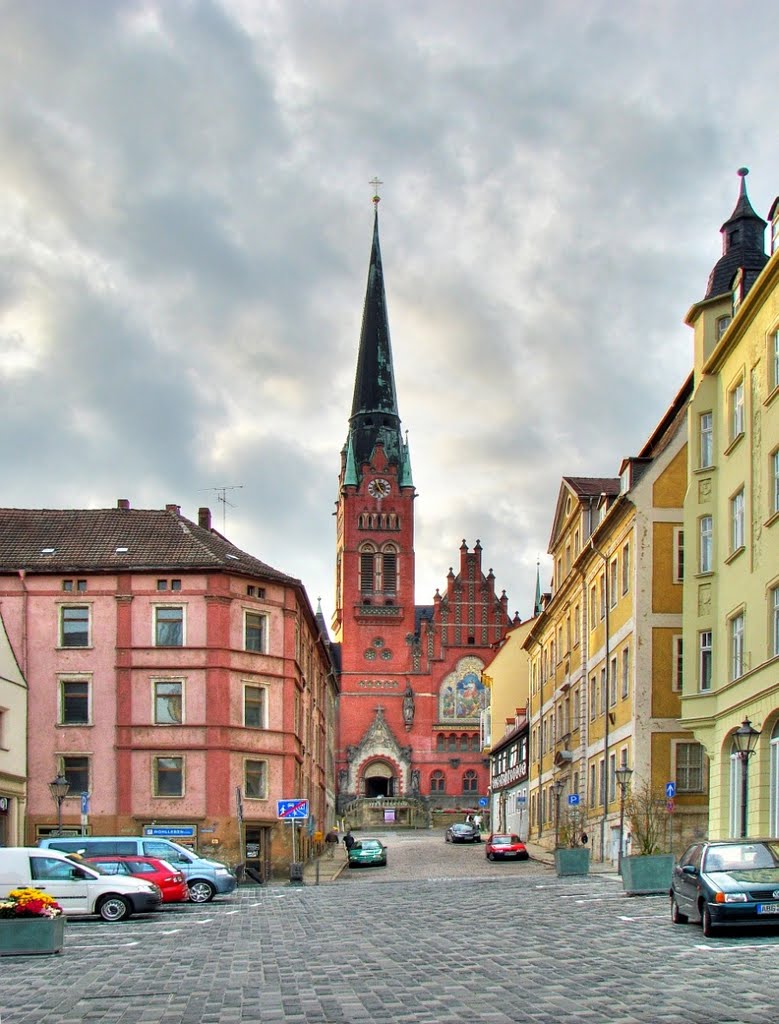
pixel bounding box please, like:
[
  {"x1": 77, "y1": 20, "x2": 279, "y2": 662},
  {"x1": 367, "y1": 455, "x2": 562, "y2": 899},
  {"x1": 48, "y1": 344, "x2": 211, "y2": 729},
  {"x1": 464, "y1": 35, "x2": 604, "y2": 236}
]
[{"x1": 3, "y1": 830, "x2": 779, "y2": 1024}]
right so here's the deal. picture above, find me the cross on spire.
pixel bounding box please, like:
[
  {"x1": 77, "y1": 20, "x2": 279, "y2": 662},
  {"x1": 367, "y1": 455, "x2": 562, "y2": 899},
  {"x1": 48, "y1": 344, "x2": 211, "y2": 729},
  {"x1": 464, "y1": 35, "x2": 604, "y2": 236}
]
[{"x1": 369, "y1": 176, "x2": 383, "y2": 205}]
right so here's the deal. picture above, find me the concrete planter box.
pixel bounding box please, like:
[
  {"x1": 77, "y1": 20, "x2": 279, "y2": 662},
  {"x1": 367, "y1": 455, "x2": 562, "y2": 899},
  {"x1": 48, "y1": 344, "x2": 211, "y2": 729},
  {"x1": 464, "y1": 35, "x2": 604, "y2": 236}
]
[
  {"x1": 0, "y1": 916, "x2": 66, "y2": 956},
  {"x1": 554, "y1": 848, "x2": 590, "y2": 876},
  {"x1": 621, "y1": 853, "x2": 675, "y2": 895}
]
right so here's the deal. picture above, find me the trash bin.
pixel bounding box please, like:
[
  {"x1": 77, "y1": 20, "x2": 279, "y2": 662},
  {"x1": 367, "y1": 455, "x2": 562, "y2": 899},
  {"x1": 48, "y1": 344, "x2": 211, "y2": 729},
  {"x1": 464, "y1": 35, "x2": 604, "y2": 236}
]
[{"x1": 289, "y1": 862, "x2": 304, "y2": 884}]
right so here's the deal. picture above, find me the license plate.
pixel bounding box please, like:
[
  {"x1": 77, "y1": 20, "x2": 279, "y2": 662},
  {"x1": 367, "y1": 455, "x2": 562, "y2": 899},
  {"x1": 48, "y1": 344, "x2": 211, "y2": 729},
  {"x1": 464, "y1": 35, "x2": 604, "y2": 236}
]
[
  {"x1": 503, "y1": 851, "x2": 517, "y2": 857},
  {"x1": 756, "y1": 903, "x2": 779, "y2": 914}
]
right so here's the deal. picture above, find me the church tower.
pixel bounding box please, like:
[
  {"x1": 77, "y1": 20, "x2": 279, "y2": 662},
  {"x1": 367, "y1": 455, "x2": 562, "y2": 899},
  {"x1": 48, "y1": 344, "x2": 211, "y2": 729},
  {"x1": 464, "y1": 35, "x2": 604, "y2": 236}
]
[{"x1": 333, "y1": 191, "x2": 513, "y2": 823}]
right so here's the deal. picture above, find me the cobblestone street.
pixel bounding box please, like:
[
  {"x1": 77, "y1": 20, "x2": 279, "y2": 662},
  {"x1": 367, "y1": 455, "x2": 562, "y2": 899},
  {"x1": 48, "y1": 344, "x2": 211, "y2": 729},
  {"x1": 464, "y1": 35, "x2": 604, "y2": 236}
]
[{"x1": 3, "y1": 832, "x2": 779, "y2": 1024}]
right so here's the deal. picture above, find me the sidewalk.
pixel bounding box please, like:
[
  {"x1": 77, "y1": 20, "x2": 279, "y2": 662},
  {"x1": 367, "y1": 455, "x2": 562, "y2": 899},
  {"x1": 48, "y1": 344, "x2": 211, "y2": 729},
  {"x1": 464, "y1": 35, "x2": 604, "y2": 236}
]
[
  {"x1": 524, "y1": 839, "x2": 620, "y2": 876},
  {"x1": 302, "y1": 845, "x2": 348, "y2": 885}
]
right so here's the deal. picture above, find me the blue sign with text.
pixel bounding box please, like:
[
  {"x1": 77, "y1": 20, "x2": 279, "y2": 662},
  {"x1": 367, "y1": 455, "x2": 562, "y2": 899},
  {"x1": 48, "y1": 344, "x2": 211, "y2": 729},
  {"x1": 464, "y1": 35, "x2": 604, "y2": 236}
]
[{"x1": 143, "y1": 826, "x2": 196, "y2": 838}]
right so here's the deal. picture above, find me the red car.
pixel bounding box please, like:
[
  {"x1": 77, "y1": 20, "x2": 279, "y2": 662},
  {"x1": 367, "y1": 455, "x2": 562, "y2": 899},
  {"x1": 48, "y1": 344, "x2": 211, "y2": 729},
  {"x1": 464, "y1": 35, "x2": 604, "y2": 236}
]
[
  {"x1": 484, "y1": 833, "x2": 529, "y2": 861},
  {"x1": 84, "y1": 855, "x2": 190, "y2": 903}
]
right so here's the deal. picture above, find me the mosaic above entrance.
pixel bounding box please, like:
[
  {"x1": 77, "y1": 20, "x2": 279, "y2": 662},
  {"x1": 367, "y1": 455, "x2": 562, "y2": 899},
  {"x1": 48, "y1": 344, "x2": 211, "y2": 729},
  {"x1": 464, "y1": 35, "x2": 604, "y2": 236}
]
[{"x1": 439, "y1": 656, "x2": 486, "y2": 720}]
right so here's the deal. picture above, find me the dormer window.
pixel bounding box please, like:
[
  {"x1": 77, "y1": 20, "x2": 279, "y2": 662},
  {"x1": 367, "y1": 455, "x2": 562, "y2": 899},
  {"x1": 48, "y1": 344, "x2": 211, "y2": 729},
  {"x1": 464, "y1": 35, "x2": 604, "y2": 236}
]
[
  {"x1": 620, "y1": 465, "x2": 631, "y2": 494},
  {"x1": 717, "y1": 315, "x2": 731, "y2": 340},
  {"x1": 732, "y1": 269, "x2": 744, "y2": 315}
]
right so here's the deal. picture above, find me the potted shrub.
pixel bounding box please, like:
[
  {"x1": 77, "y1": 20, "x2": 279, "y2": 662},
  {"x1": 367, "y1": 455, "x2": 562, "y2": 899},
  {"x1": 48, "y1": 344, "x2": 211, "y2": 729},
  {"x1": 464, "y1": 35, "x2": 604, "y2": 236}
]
[
  {"x1": 554, "y1": 808, "x2": 590, "y2": 876},
  {"x1": 0, "y1": 887, "x2": 65, "y2": 956},
  {"x1": 621, "y1": 780, "x2": 675, "y2": 895}
]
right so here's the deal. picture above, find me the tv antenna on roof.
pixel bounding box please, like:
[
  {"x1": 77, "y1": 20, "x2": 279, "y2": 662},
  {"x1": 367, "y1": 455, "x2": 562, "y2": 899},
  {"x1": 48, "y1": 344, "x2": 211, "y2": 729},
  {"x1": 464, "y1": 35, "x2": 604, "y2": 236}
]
[{"x1": 199, "y1": 485, "x2": 244, "y2": 533}]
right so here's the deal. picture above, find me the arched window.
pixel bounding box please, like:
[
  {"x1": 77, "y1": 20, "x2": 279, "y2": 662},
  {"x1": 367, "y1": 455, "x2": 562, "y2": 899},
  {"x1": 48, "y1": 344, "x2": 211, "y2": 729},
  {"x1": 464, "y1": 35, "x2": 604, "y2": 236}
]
[
  {"x1": 462, "y1": 770, "x2": 478, "y2": 794},
  {"x1": 471, "y1": 735, "x2": 480, "y2": 752},
  {"x1": 770, "y1": 721, "x2": 779, "y2": 837},
  {"x1": 729, "y1": 742, "x2": 743, "y2": 838},
  {"x1": 359, "y1": 544, "x2": 376, "y2": 594},
  {"x1": 436, "y1": 734, "x2": 445, "y2": 751},
  {"x1": 381, "y1": 544, "x2": 398, "y2": 595},
  {"x1": 459, "y1": 735, "x2": 469, "y2": 752},
  {"x1": 448, "y1": 735, "x2": 457, "y2": 751},
  {"x1": 431, "y1": 771, "x2": 445, "y2": 793}
]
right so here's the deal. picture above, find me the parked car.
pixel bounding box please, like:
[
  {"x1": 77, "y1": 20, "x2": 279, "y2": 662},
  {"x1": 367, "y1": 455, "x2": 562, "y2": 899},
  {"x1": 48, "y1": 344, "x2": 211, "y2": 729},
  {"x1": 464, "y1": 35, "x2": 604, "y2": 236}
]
[
  {"x1": 347, "y1": 838, "x2": 388, "y2": 867},
  {"x1": 484, "y1": 833, "x2": 529, "y2": 861},
  {"x1": 670, "y1": 838, "x2": 779, "y2": 937},
  {"x1": 39, "y1": 835, "x2": 236, "y2": 903},
  {"x1": 445, "y1": 822, "x2": 482, "y2": 844},
  {"x1": 83, "y1": 855, "x2": 189, "y2": 903},
  {"x1": 0, "y1": 847, "x2": 162, "y2": 922}
]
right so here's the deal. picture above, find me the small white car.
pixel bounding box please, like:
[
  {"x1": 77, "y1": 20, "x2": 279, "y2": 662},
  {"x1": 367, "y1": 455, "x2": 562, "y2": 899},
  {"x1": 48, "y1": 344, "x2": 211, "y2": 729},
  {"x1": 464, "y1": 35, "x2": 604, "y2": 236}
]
[{"x1": 0, "y1": 847, "x2": 162, "y2": 921}]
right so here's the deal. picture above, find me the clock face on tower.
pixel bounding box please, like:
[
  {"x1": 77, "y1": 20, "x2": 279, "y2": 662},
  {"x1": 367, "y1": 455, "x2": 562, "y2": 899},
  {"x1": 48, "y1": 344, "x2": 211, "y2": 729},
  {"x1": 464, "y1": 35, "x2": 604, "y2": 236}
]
[{"x1": 367, "y1": 478, "x2": 391, "y2": 499}]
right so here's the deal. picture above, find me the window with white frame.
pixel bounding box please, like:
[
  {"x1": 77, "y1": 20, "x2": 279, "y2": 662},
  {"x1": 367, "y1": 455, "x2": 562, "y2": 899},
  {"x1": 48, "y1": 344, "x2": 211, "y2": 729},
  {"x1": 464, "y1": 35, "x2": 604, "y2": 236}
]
[
  {"x1": 699, "y1": 411, "x2": 713, "y2": 468},
  {"x1": 730, "y1": 378, "x2": 745, "y2": 440},
  {"x1": 621, "y1": 646, "x2": 630, "y2": 699},
  {"x1": 730, "y1": 488, "x2": 745, "y2": 552},
  {"x1": 673, "y1": 528, "x2": 684, "y2": 583},
  {"x1": 589, "y1": 763, "x2": 596, "y2": 807},
  {"x1": 699, "y1": 515, "x2": 713, "y2": 573},
  {"x1": 154, "y1": 756, "x2": 183, "y2": 797},
  {"x1": 244, "y1": 684, "x2": 267, "y2": 728},
  {"x1": 59, "y1": 678, "x2": 90, "y2": 725},
  {"x1": 699, "y1": 631, "x2": 712, "y2": 691},
  {"x1": 717, "y1": 315, "x2": 731, "y2": 340},
  {"x1": 676, "y1": 742, "x2": 705, "y2": 793},
  {"x1": 574, "y1": 604, "x2": 580, "y2": 646},
  {"x1": 771, "y1": 329, "x2": 779, "y2": 393},
  {"x1": 244, "y1": 611, "x2": 267, "y2": 653},
  {"x1": 589, "y1": 676, "x2": 596, "y2": 720},
  {"x1": 590, "y1": 585, "x2": 597, "y2": 627},
  {"x1": 608, "y1": 752, "x2": 617, "y2": 802},
  {"x1": 609, "y1": 656, "x2": 617, "y2": 706},
  {"x1": 730, "y1": 612, "x2": 745, "y2": 680},
  {"x1": 60, "y1": 605, "x2": 90, "y2": 647},
  {"x1": 609, "y1": 559, "x2": 618, "y2": 607},
  {"x1": 599, "y1": 574, "x2": 606, "y2": 620},
  {"x1": 772, "y1": 586, "x2": 779, "y2": 659},
  {"x1": 600, "y1": 667, "x2": 607, "y2": 713},
  {"x1": 672, "y1": 636, "x2": 683, "y2": 692},
  {"x1": 772, "y1": 449, "x2": 779, "y2": 516},
  {"x1": 153, "y1": 680, "x2": 183, "y2": 724},
  {"x1": 154, "y1": 606, "x2": 183, "y2": 647},
  {"x1": 622, "y1": 542, "x2": 630, "y2": 595},
  {"x1": 244, "y1": 759, "x2": 267, "y2": 799}
]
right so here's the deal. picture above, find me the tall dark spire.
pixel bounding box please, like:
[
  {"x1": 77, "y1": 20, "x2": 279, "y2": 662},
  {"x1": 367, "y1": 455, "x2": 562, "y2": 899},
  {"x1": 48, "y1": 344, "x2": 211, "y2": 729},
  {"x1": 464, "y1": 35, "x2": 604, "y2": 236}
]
[
  {"x1": 704, "y1": 168, "x2": 768, "y2": 299},
  {"x1": 347, "y1": 199, "x2": 404, "y2": 472}
]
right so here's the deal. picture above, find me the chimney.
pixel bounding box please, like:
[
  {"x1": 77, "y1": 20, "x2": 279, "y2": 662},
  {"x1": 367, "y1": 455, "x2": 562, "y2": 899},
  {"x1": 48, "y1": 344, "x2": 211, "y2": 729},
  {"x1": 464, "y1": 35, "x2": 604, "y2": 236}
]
[
  {"x1": 198, "y1": 507, "x2": 212, "y2": 530},
  {"x1": 117, "y1": 498, "x2": 130, "y2": 510},
  {"x1": 165, "y1": 504, "x2": 181, "y2": 514}
]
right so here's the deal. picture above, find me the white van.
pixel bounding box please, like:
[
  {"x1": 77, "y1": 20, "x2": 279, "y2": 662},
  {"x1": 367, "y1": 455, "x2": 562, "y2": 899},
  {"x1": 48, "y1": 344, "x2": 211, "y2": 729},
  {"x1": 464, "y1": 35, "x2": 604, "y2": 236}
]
[
  {"x1": 38, "y1": 835, "x2": 237, "y2": 903},
  {"x1": 0, "y1": 847, "x2": 162, "y2": 921}
]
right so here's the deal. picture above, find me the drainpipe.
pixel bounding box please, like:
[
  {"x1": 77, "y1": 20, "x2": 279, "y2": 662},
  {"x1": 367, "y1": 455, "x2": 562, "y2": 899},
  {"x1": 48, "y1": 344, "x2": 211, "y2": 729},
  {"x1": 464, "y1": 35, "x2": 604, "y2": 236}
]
[{"x1": 589, "y1": 537, "x2": 610, "y2": 863}]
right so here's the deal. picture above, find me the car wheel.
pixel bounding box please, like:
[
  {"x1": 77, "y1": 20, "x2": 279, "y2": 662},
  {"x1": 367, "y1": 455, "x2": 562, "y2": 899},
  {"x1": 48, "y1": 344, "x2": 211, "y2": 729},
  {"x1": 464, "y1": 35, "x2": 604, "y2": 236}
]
[
  {"x1": 487, "y1": 852, "x2": 495, "y2": 861},
  {"x1": 188, "y1": 880, "x2": 216, "y2": 903},
  {"x1": 701, "y1": 903, "x2": 716, "y2": 938},
  {"x1": 98, "y1": 895, "x2": 131, "y2": 922},
  {"x1": 671, "y1": 898, "x2": 688, "y2": 925}
]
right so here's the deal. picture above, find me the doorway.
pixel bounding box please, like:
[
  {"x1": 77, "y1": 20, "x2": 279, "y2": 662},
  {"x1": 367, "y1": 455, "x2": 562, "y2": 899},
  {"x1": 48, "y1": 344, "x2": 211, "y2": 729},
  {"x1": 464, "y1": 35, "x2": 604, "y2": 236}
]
[
  {"x1": 244, "y1": 825, "x2": 272, "y2": 883},
  {"x1": 363, "y1": 760, "x2": 396, "y2": 797}
]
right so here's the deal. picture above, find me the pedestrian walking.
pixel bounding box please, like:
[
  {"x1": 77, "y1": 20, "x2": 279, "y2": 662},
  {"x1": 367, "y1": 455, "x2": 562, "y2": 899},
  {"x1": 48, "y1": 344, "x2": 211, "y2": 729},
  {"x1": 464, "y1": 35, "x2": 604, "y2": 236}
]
[
  {"x1": 343, "y1": 830, "x2": 356, "y2": 852},
  {"x1": 325, "y1": 828, "x2": 339, "y2": 859},
  {"x1": 473, "y1": 813, "x2": 482, "y2": 831}
]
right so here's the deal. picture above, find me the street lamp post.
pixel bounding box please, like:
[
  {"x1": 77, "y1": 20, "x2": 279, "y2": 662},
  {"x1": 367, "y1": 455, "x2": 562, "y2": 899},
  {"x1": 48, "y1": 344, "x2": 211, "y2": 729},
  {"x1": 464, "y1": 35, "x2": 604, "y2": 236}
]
[
  {"x1": 614, "y1": 766, "x2": 633, "y2": 875},
  {"x1": 732, "y1": 718, "x2": 760, "y2": 838},
  {"x1": 48, "y1": 773, "x2": 71, "y2": 836},
  {"x1": 553, "y1": 779, "x2": 565, "y2": 849}
]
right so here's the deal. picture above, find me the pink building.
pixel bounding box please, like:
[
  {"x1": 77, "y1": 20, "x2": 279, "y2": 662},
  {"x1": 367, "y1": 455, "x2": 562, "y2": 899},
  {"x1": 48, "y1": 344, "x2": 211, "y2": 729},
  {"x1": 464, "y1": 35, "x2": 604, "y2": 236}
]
[{"x1": 0, "y1": 501, "x2": 338, "y2": 879}]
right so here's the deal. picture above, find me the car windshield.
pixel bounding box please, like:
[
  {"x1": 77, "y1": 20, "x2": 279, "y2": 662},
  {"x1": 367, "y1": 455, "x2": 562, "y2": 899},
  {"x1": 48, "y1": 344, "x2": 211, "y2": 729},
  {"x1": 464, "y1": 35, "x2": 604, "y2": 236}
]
[
  {"x1": 492, "y1": 836, "x2": 513, "y2": 845},
  {"x1": 453, "y1": 824, "x2": 472, "y2": 832},
  {"x1": 361, "y1": 841, "x2": 381, "y2": 849},
  {"x1": 705, "y1": 842, "x2": 779, "y2": 872}
]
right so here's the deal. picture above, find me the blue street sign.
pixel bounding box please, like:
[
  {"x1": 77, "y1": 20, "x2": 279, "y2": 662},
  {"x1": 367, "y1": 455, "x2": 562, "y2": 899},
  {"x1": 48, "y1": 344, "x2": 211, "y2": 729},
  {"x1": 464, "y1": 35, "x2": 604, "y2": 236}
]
[
  {"x1": 568, "y1": 793, "x2": 580, "y2": 806},
  {"x1": 277, "y1": 799, "x2": 309, "y2": 819},
  {"x1": 80, "y1": 792, "x2": 89, "y2": 815},
  {"x1": 665, "y1": 781, "x2": 676, "y2": 799},
  {"x1": 143, "y1": 826, "x2": 196, "y2": 838},
  {"x1": 478, "y1": 797, "x2": 488, "y2": 807}
]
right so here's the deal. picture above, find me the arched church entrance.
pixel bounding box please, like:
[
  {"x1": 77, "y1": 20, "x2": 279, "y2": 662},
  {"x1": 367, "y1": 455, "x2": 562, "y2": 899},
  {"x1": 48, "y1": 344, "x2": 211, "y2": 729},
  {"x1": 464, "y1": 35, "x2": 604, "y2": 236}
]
[{"x1": 362, "y1": 759, "x2": 396, "y2": 798}]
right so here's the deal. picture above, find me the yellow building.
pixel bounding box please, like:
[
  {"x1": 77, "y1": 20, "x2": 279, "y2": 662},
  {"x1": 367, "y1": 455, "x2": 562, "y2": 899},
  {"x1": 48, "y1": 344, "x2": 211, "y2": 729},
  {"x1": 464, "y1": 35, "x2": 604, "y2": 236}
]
[
  {"x1": 483, "y1": 619, "x2": 534, "y2": 837},
  {"x1": 681, "y1": 170, "x2": 779, "y2": 838},
  {"x1": 525, "y1": 378, "x2": 707, "y2": 863}
]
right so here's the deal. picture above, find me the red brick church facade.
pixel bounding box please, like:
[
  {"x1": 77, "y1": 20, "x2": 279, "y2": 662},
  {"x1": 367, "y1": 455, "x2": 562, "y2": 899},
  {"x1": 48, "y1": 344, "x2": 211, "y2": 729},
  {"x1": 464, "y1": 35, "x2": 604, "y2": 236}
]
[{"x1": 332, "y1": 203, "x2": 515, "y2": 824}]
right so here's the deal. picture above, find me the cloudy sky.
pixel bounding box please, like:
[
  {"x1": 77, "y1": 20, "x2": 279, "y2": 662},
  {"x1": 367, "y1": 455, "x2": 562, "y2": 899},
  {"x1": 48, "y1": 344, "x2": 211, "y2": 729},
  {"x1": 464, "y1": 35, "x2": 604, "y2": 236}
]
[{"x1": 2, "y1": 1, "x2": 778, "y2": 623}]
